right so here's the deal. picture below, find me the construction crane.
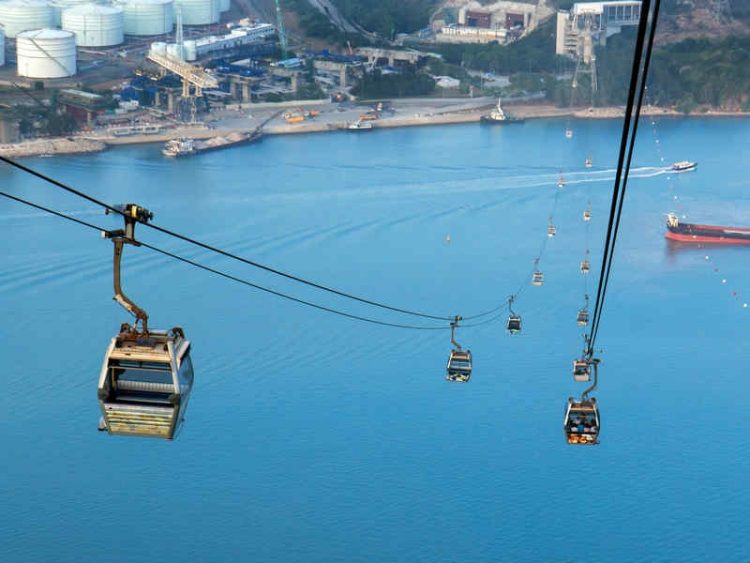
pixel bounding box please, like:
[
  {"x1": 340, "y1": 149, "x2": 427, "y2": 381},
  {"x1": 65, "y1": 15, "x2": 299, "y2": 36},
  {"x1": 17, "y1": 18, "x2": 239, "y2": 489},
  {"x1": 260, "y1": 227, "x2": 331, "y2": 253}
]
[{"x1": 274, "y1": 0, "x2": 288, "y2": 59}]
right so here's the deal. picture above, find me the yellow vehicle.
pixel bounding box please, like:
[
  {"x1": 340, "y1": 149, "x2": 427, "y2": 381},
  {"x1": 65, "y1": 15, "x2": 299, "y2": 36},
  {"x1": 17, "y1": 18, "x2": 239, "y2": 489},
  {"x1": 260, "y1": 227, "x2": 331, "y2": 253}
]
[{"x1": 285, "y1": 115, "x2": 305, "y2": 124}]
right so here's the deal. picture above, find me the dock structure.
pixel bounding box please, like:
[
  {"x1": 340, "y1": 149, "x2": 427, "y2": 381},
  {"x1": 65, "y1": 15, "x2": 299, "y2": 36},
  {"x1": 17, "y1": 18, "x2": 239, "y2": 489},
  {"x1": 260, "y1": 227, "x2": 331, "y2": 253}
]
[{"x1": 555, "y1": 1, "x2": 642, "y2": 59}]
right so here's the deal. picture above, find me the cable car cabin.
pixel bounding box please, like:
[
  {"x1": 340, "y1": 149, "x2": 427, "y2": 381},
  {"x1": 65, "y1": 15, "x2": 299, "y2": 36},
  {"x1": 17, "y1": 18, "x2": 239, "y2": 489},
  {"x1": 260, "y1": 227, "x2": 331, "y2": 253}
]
[
  {"x1": 507, "y1": 314, "x2": 522, "y2": 334},
  {"x1": 583, "y1": 210, "x2": 592, "y2": 222},
  {"x1": 446, "y1": 349, "x2": 472, "y2": 383},
  {"x1": 572, "y1": 359, "x2": 591, "y2": 382},
  {"x1": 576, "y1": 309, "x2": 589, "y2": 326},
  {"x1": 564, "y1": 398, "x2": 599, "y2": 445},
  {"x1": 585, "y1": 158, "x2": 593, "y2": 168},
  {"x1": 531, "y1": 271, "x2": 544, "y2": 286},
  {"x1": 97, "y1": 328, "x2": 193, "y2": 440},
  {"x1": 547, "y1": 224, "x2": 557, "y2": 237},
  {"x1": 580, "y1": 260, "x2": 590, "y2": 274}
]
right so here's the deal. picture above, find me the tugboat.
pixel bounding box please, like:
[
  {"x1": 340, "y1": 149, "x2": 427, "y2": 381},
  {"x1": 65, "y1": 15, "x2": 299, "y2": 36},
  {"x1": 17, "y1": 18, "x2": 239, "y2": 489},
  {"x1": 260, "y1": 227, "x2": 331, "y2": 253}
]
[
  {"x1": 671, "y1": 160, "x2": 697, "y2": 172},
  {"x1": 480, "y1": 98, "x2": 524, "y2": 124},
  {"x1": 666, "y1": 213, "x2": 750, "y2": 244}
]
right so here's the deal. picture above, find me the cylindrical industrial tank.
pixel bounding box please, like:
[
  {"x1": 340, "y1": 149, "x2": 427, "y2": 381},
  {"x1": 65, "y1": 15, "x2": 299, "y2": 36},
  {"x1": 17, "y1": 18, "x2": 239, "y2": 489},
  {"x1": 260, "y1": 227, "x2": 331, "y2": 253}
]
[
  {"x1": 182, "y1": 38, "x2": 196, "y2": 61},
  {"x1": 165, "y1": 42, "x2": 182, "y2": 59},
  {"x1": 119, "y1": 0, "x2": 173, "y2": 36},
  {"x1": 150, "y1": 40, "x2": 166, "y2": 55},
  {"x1": 173, "y1": 0, "x2": 219, "y2": 25},
  {"x1": 62, "y1": 5, "x2": 124, "y2": 47},
  {"x1": 219, "y1": 0, "x2": 229, "y2": 12},
  {"x1": 50, "y1": 0, "x2": 94, "y2": 27},
  {"x1": 0, "y1": 0, "x2": 55, "y2": 38},
  {"x1": 17, "y1": 28, "x2": 76, "y2": 78}
]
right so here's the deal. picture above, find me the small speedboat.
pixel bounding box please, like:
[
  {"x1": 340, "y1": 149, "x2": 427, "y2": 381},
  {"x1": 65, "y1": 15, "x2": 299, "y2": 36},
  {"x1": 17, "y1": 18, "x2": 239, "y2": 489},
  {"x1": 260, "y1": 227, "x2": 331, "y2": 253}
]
[{"x1": 671, "y1": 160, "x2": 697, "y2": 172}]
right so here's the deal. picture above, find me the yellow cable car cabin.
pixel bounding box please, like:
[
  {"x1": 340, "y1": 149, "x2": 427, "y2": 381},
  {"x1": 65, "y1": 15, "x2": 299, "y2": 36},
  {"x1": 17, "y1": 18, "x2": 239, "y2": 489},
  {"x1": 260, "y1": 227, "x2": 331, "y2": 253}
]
[
  {"x1": 446, "y1": 349, "x2": 472, "y2": 383},
  {"x1": 564, "y1": 398, "x2": 600, "y2": 445},
  {"x1": 97, "y1": 327, "x2": 193, "y2": 440}
]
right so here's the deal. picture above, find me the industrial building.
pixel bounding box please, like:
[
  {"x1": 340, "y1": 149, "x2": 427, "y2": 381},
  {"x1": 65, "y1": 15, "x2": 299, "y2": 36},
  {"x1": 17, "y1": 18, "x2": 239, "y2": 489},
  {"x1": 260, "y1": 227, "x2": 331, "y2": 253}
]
[
  {"x1": 555, "y1": 1, "x2": 642, "y2": 58},
  {"x1": 433, "y1": 1, "x2": 552, "y2": 44}
]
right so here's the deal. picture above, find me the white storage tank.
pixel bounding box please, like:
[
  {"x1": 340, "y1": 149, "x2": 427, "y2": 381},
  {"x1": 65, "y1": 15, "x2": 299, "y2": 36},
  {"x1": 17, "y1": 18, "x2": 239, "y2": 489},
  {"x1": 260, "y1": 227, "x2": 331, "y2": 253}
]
[
  {"x1": 219, "y1": 0, "x2": 229, "y2": 12},
  {"x1": 50, "y1": 0, "x2": 94, "y2": 27},
  {"x1": 182, "y1": 38, "x2": 196, "y2": 61},
  {"x1": 17, "y1": 28, "x2": 76, "y2": 78},
  {"x1": 0, "y1": 0, "x2": 55, "y2": 38},
  {"x1": 165, "y1": 42, "x2": 182, "y2": 59},
  {"x1": 173, "y1": 0, "x2": 219, "y2": 25},
  {"x1": 62, "y1": 5, "x2": 124, "y2": 47},
  {"x1": 119, "y1": 0, "x2": 173, "y2": 36},
  {"x1": 149, "y1": 40, "x2": 166, "y2": 55}
]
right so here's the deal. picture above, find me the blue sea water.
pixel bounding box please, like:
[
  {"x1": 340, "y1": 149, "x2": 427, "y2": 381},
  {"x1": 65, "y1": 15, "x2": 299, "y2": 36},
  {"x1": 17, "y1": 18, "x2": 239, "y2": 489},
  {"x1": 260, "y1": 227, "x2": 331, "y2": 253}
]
[{"x1": 2, "y1": 118, "x2": 750, "y2": 562}]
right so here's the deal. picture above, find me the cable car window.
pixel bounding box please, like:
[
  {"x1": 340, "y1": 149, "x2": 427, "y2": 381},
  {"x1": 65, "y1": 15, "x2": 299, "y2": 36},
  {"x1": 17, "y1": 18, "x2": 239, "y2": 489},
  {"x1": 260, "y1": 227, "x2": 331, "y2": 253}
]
[
  {"x1": 110, "y1": 361, "x2": 173, "y2": 385},
  {"x1": 178, "y1": 354, "x2": 194, "y2": 388}
]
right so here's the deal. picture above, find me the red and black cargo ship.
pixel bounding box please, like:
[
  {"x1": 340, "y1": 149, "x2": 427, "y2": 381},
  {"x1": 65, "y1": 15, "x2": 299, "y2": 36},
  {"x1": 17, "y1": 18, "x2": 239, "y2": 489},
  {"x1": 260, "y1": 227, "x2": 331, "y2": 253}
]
[{"x1": 666, "y1": 213, "x2": 750, "y2": 245}]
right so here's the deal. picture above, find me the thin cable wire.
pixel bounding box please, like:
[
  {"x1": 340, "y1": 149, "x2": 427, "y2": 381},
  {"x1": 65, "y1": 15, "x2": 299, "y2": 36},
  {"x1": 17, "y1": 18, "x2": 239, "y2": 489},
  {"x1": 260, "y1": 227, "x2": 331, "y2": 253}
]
[
  {"x1": 0, "y1": 154, "x2": 503, "y2": 322},
  {"x1": 588, "y1": 0, "x2": 660, "y2": 352},
  {"x1": 0, "y1": 190, "x2": 451, "y2": 331},
  {"x1": 591, "y1": 0, "x2": 661, "y2": 348}
]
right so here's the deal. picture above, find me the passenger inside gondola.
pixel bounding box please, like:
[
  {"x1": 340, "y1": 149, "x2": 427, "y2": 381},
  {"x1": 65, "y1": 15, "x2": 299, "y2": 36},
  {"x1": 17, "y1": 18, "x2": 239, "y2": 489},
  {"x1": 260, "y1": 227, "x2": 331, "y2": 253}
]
[{"x1": 565, "y1": 404, "x2": 599, "y2": 444}]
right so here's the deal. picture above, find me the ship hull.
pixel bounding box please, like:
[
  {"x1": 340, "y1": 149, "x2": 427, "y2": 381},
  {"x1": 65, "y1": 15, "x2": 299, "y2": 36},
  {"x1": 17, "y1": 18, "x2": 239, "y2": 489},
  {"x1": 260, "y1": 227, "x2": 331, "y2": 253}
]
[
  {"x1": 165, "y1": 132, "x2": 262, "y2": 157},
  {"x1": 666, "y1": 222, "x2": 750, "y2": 245},
  {"x1": 480, "y1": 116, "x2": 524, "y2": 124}
]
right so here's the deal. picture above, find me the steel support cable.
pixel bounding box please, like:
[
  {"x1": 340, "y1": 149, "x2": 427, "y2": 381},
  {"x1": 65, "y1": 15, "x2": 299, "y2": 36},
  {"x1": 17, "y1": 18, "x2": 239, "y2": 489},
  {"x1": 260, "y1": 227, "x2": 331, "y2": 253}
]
[
  {"x1": 0, "y1": 190, "x2": 451, "y2": 331},
  {"x1": 0, "y1": 154, "x2": 505, "y2": 322},
  {"x1": 587, "y1": 0, "x2": 660, "y2": 353},
  {"x1": 509, "y1": 185, "x2": 561, "y2": 303},
  {"x1": 590, "y1": 0, "x2": 661, "y2": 348}
]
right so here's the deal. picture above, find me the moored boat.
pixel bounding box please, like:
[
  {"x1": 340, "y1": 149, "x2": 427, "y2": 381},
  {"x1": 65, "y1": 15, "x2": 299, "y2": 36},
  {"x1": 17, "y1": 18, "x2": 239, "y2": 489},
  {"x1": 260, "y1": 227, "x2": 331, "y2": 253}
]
[
  {"x1": 162, "y1": 137, "x2": 196, "y2": 157},
  {"x1": 348, "y1": 119, "x2": 373, "y2": 131},
  {"x1": 665, "y1": 213, "x2": 750, "y2": 244},
  {"x1": 162, "y1": 130, "x2": 262, "y2": 157},
  {"x1": 480, "y1": 98, "x2": 524, "y2": 124}
]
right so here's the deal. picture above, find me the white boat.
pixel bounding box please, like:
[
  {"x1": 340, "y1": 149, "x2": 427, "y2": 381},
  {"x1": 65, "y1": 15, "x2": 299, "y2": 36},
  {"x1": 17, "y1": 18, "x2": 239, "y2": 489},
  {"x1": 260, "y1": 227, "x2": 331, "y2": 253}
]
[
  {"x1": 671, "y1": 160, "x2": 697, "y2": 172},
  {"x1": 480, "y1": 98, "x2": 523, "y2": 124},
  {"x1": 162, "y1": 137, "x2": 196, "y2": 157},
  {"x1": 565, "y1": 127, "x2": 573, "y2": 139},
  {"x1": 348, "y1": 119, "x2": 373, "y2": 131}
]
